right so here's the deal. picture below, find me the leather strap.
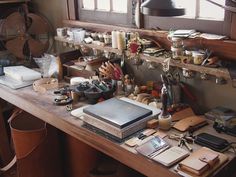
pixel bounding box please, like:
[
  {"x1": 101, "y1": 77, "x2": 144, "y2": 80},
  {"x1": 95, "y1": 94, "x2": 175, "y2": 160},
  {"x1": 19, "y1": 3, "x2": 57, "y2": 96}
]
[{"x1": 0, "y1": 156, "x2": 16, "y2": 172}]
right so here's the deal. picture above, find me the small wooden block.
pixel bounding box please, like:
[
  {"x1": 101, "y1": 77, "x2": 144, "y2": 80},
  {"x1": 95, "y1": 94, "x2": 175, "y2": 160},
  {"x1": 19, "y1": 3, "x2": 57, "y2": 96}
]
[{"x1": 147, "y1": 119, "x2": 159, "y2": 129}]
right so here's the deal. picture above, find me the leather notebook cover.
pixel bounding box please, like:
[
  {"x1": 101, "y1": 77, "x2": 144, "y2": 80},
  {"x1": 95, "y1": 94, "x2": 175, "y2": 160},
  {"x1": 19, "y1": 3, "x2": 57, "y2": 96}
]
[
  {"x1": 83, "y1": 98, "x2": 153, "y2": 128},
  {"x1": 178, "y1": 147, "x2": 226, "y2": 176},
  {"x1": 173, "y1": 116, "x2": 208, "y2": 132}
]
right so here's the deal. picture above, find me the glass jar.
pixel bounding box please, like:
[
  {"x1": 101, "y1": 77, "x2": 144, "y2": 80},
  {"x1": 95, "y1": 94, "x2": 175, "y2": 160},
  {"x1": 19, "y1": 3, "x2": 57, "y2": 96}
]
[
  {"x1": 192, "y1": 51, "x2": 205, "y2": 65},
  {"x1": 171, "y1": 46, "x2": 184, "y2": 60}
]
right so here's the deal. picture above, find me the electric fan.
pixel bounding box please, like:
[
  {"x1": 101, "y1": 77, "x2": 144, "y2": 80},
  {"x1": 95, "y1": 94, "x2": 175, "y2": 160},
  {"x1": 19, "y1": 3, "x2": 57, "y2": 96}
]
[{"x1": 1, "y1": 9, "x2": 53, "y2": 60}]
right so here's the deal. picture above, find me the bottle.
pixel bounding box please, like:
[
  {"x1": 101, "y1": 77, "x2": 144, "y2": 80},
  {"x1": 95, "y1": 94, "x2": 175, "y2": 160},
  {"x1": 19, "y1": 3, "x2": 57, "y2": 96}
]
[{"x1": 158, "y1": 75, "x2": 172, "y2": 130}]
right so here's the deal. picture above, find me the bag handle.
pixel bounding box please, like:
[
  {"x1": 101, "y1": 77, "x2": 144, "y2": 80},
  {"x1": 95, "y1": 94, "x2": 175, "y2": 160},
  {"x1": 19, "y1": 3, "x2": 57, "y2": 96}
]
[
  {"x1": 8, "y1": 108, "x2": 23, "y2": 123},
  {"x1": 0, "y1": 156, "x2": 16, "y2": 172}
]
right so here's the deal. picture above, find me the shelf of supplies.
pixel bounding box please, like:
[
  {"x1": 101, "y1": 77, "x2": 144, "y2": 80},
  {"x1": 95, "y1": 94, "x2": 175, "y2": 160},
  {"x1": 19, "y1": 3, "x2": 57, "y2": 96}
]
[
  {"x1": 55, "y1": 36, "x2": 230, "y2": 80},
  {"x1": 55, "y1": 36, "x2": 123, "y2": 55}
]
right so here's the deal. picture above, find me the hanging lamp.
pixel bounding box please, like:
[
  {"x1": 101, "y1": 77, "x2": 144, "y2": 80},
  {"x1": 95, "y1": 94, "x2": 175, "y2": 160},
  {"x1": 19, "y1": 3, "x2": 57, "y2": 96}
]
[{"x1": 140, "y1": 0, "x2": 185, "y2": 16}]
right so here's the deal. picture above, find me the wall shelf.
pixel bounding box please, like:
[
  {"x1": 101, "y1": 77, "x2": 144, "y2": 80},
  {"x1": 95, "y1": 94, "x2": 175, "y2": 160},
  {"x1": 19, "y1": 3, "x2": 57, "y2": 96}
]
[
  {"x1": 55, "y1": 36, "x2": 230, "y2": 80},
  {"x1": 62, "y1": 20, "x2": 236, "y2": 61}
]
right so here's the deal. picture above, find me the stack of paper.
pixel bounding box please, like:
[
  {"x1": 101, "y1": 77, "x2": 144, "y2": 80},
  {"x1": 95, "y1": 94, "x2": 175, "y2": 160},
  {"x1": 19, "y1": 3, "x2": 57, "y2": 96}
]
[
  {"x1": 0, "y1": 66, "x2": 41, "y2": 89},
  {"x1": 4, "y1": 66, "x2": 41, "y2": 82}
]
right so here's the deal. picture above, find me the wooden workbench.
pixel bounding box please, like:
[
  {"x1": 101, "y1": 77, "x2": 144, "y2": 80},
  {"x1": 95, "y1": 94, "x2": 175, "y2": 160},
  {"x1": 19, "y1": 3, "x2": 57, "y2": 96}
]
[{"x1": 0, "y1": 84, "x2": 235, "y2": 177}]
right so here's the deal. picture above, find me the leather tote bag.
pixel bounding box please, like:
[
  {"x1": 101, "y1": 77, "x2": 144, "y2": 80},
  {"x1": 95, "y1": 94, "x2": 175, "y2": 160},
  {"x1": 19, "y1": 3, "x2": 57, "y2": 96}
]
[{"x1": 9, "y1": 109, "x2": 63, "y2": 177}]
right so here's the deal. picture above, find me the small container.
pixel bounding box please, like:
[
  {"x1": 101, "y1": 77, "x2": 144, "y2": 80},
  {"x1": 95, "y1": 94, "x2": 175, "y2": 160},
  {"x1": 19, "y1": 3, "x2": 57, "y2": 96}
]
[
  {"x1": 57, "y1": 28, "x2": 67, "y2": 37},
  {"x1": 171, "y1": 46, "x2": 184, "y2": 60},
  {"x1": 192, "y1": 51, "x2": 205, "y2": 65},
  {"x1": 98, "y1": 33, "x2": 104, "y2": 42},
  {"x1": 171, "y1": 37, "x2": 184, "y2": 48},
  {"x1": 103, "y1": 34, "x2": 112, "y2": 45},
  {"x1": 158, "y1": 115, "x2": 172, "y2": 130}
]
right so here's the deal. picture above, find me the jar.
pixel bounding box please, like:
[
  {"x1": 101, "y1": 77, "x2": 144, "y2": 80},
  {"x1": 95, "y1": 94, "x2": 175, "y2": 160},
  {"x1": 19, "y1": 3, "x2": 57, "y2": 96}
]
[
  {"x1": 171, "y1": 46, "x2": 184, "y2": 60},
  {"x1": 103, "y1": 34, "x2": 112, "y2": 45},
  {"x1": 98, "y1": 33, "x2": 104, "y2": 42},
  {"x1": 158, "y1": 114, "x2": 172, "y2": 130},
  {"x1": 169, "y1": 37, "x2": 184, "y2": 48},
  {"x1": 192, "y1": 51, "x2": 205, "y2": 65}
]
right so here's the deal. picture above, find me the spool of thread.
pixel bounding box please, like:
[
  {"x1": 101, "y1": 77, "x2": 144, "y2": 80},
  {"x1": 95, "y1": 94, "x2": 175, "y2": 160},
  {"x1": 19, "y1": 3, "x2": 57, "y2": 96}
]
[
  {"x1": 112, "y1": 30, "x2": 118, "y2": 49},
  {"x1": 117, "y1": 31, "x2": 126, "y2": 50}
]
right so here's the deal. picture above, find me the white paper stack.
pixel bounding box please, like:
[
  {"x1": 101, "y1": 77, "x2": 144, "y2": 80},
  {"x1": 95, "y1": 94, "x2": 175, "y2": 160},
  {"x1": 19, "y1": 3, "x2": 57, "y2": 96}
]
[
  {"x1": 0, "y1": 66, "x2": 41, "y2": 89},
  {"x1": 4, "y1": 66, "x2": 41, "y2": 82}
]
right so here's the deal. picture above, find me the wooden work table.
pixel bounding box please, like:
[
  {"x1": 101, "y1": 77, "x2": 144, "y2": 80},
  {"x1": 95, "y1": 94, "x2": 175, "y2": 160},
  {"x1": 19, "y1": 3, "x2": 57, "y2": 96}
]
[{"x1": 0, "y1": 84, "x2": 236, "y2": 177}]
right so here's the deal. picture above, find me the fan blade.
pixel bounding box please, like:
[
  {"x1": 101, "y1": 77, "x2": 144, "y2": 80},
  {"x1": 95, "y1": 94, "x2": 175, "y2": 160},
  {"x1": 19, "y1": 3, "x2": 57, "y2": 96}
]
[
  {"x1": 27, "y1": 14, "x2": 52, "y2": 35},
  {"x1": 5, "y1": 37, "x2": 26, "y2": 59},
  {"x1": 3, "y1": 12, "x2": 26, "y2": 38},
  {"x1": 28, "y1": 38, "x2": 49, "y2": 57}
]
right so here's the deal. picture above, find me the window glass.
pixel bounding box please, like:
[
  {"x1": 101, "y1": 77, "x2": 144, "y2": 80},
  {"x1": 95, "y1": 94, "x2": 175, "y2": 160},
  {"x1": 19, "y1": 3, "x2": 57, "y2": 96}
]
[
  {"x1": 112, "y1": 0, "x2": 128, "y2": 13},
  {"x1": 199, "y1": 0, "x2": 225, "y2": 20},
  {"x1": 82, "y1": 0, "x2": 95, "y2": 10},
  {"x1": 175, "y1": 0, "x2": 196, "y2": 18},
  {"x1": 97, "y1": 0, "x2": 110, "y2": 11}
]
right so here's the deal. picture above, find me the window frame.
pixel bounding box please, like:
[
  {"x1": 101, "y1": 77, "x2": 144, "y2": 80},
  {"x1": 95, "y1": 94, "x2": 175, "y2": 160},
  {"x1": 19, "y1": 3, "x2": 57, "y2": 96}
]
[{"x1": 76, "y1": 0, "x2": 232, "y2": 35}]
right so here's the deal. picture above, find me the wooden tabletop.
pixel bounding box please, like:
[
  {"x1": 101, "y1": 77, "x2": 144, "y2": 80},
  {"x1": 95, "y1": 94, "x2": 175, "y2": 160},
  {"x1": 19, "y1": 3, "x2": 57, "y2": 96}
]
[{"x1": 0, "y1": 84, "x2": 235, "y2": 177}]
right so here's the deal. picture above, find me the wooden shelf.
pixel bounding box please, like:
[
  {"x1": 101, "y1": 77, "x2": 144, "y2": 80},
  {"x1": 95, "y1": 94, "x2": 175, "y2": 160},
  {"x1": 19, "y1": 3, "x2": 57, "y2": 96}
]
[
  {"x1": 62, "y1": 20, "x2": 236, "y2": 61},
  {"x1": 55, "y1": 36, "x2": 230, "y2": 80}
]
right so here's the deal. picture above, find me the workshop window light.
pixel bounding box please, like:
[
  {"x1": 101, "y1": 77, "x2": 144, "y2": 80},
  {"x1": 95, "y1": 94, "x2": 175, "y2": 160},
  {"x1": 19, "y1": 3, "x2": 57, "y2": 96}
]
[
  {"x1": 97, "y1": 0, "x2": 110, "y2": 11},
  {"x1": 82, "y1": 0, "x2": 95, "y2": 10},
  {"x1": 112, "y1": 0, "x2": 128, "y2": 13},
  {"x1": 175, "y1": 0, "x2": 225, "y2": 20}
]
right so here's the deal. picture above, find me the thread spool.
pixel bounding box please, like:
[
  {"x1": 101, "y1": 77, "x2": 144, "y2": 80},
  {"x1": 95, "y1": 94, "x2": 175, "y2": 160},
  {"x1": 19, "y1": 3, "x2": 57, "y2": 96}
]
[
  {"x1": 117, "y1": 31, "x2": 126, "y2": 50},
  {"x1": 112, "y1": 31, "x2": 118, "y2": 49}
]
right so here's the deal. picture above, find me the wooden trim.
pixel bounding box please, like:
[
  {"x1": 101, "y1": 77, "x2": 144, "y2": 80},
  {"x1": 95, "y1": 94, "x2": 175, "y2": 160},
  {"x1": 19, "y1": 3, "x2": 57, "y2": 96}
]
[
  {"x1": 67, "y1": 0, "x2": 77, "y2": 20},
  {"x1": 230, "y1": 13, "x2": 236, "y2": 40},
  {"x1": 63, "y1": 20, "x2": 168, "y2": 37}
]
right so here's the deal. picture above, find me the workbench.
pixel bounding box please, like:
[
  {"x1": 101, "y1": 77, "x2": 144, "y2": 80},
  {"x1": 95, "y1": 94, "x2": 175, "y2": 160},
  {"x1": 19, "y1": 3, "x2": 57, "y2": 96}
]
[{"x1": 0, "y1": 84, "x2": 236, "y2": 177}]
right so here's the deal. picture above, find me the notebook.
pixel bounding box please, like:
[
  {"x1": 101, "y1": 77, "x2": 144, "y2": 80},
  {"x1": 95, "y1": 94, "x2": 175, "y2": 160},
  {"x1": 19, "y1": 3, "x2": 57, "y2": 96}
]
[
  {"x1": 153, "y1": 146, "x2": 189, "y2": 167},
  {"x1": 83, "y1": 98, "x2": 153, "y2": 128}
]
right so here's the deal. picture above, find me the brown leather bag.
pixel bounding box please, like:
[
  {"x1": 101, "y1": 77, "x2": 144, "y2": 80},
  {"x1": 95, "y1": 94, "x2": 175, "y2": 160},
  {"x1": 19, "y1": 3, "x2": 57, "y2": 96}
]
[{"x1": 9, "y1": 109, "x2": 63, "y2": 177}]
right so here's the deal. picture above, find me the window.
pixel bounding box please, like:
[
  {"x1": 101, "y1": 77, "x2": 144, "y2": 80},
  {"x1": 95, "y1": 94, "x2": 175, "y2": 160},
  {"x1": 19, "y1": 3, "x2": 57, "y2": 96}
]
[
  {"x1": 81, "y1": 0, "x2": 128, "y2": 13},
  {"x1": 78, "y1": 0, "x2": 230, "y2": 35},
  {"x1": 78, "y1": 0, "x2": 132, "y2": 26},
  {"x1": 175, "y1": 0, "x2": 225, "y2": 20},
  {"x1": 145, "y1": 0, "x2": 229, "y2": 35}
]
